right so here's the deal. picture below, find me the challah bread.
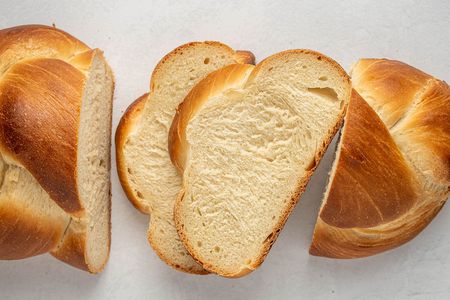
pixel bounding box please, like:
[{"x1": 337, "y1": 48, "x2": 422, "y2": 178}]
[
  {"x1": 310, "y1": 59, "x2": 450, "y2": 258},
  {"x1": 115, "y1": 42, "x2": 254, "y2": 274},
  {"x1": 170, "y1": 50, "x2": 352, "y2": 277},
  {"x1": 0, "y1": 25, "x2": 114, "y2": 273}
]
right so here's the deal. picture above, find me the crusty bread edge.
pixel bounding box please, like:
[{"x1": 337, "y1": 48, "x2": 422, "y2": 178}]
[
  {"x1": 116, "y1": 42, "x2": 255, "y2": 214},
  {"x1": 171, "y1": 50, "x2": 351, "y2": 277},
  {"x1": 115, "y1": 93, "x2": 150, "y2": 214},
  {"x1": 51, "y1": 58, "x2": 114, "y2": 274},
  {"x1": 115, "y1": 42, "x2": 255, "y2": 274}
]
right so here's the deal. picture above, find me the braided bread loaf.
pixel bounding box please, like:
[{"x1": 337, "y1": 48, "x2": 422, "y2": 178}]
[
  {"x1": 311, "y1": 59, "x2": 450, "y2": 258},
  {"x1": 0, "y1": 25, "x2": 114, "y2": 273}
]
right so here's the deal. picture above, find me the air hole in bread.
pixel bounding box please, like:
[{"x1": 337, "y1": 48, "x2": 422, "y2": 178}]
[
  {"x1": 319, "y1": 76, "x2": 328, "y2": 81},
  {"x1": 264, "y1": 232, "x2": 274, "y2": 244},
  {"x1": 197, "y1": 241, "x2": 202, "y2": 247},
  {"x1": 136, "y1": 191, "x2": 144, "y2": 198},
  {"x1": 272, "y1": 215, "x2": 275, "y2": 220},
  {"x1": 306, "y1": 158, "x2": 317, "y2": 171},
  {"x1": 127, "y1": 168, "x2": 133, "y2": 174},
  {"x1": 302, "y1": 65, "x2": 307, "y2": 69},
  {"x1": 160, "y1": 229, "x2": 164, "y2": 234},
  {"x1": 179, "y1": 252, "x2": 185, "y2": 256},
  {"x1": 202, "y1": 222, "x2": 206, "y2": 227},
  {"x1": 99, "y1": 159, "x2": 105, "y2": 167},
  {"x1": 196, "y1": 207, "x2": 202, "y2": 216},
  {"x1": 204, "y1": 58, "x2": 210, "y2": 64},
  {"x1": 317, "y1": 56, "x2": 322, "y2": 60},
  {"x1": 308, "y1": 87, "x2": 339, "y2": 102},
  {"x1": 214, "y1": 246, "x2": 220, "y2": 253},
  {"x1": 245, "y1": 259, "x2": 252, "y2": 265},
  {"x1": 268, "y1": 67, "x2": 273, "y2": 72}
]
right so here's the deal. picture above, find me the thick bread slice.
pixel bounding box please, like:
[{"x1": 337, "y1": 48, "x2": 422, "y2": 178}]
[
  {"x1": 170, "y1": 50, "x2": 351, "y2": 277},
  {"x1": 51, "y1": 50, "x2": 114, "y2": 273},
  {"x1": 115, "y1": 42, "x2": 254, "y2": 274},
  {"x1": 310, "y1": 59, "x2": 450, "y2": 258},
  {"x1": 0, "y1": 25, "x2": 113, "y2": 273}
]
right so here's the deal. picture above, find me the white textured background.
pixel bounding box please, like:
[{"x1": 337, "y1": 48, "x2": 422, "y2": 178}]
[{"x1": 0, "y1": 1, "x2": 449, "y2": 299}]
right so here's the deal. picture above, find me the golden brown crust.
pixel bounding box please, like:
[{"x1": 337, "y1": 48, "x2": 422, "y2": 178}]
[
  {"x1": 395, "y1": 79, "x2": 450, "y2": 185},
  {"x1": 50, "y1": 221, "x2": 89, "y2": 271},
  {"x1": 171, "y1": 50, "x2": 351, "y2": 277},
  {"x1": 0, "y1": 58, "x2": 84, "y2": 214},
  {"x1": 319, "y1": 91, "x2": 419, "y2": 228},
  {"x1": 311, "y1": 59, "x2": 450, "y2": 258},
  {"x1": 351, "y1": 59, "x2": 431, "y2": 128},
  {"x1": 309, "y1": 201, "x2": 444, "y2": 258},
  {"x1": 0, "y1": 25, "x2": 113, "y2": 272},
  {"x1": 0, "y1": 25, "x2": 89, "y2": 74},
  {"x1": 115, "y1": 93, "x2": 149, "y2": 214},
  {"x1": 0, "y1": 200, "x2": 67, "y2": 259},
  {"x1": 235, "y1": 50, "x2": 256, "y2": 65}
]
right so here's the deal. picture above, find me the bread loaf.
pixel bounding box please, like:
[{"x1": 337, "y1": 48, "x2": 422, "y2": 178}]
[
  {"x1": 115, "y1": 42, "x2": 254, "y2": 273},
  {"x1": 310, "y1": 59, "x2": 450, "y2": 258},
  {"x1": 170, "y1": 50, "x2": 351, "y2": 277},
  {"x1": 0, "y1": 25, "x2": 114, "y2": 273}
]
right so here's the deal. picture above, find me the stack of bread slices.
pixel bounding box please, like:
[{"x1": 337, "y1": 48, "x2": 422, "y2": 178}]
[{"x1": 117, "y1": 42, "x2": 450, "y2": 277}]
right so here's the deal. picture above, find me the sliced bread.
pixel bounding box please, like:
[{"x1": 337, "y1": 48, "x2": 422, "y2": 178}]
[
  {"x1": 115, "y1": 42, "x2": 254, "y2": 273},
  {"x1": 169, "y1": 50, "x2": 351, "y2": 277}
]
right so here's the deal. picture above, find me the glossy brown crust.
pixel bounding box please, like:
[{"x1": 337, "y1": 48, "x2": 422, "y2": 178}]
[
  {"x1": 319, "y1": 91, "x2": 419, "y2": 228},
  {"x1": 235, "y1": 50, "x2": 256, "y2": 65},
  {"x1": 0, "y1": 25, "x2": 92, "y2": 214},
  {"x1": 0, "y1": 201, "x2": 67, "y2": 259},
  {"x1": 395, "y1": 79, "x2": 450, "y2": 185},
  {"x1": 310, "y1": 202, "x2": 444, "y2": 258},
  {"x1": 115, "y1": 93, "x2": 149, "y2": 214},
  {"x1": 351, "y1": 59, "x2": 430, "y2": 128},
  {"x1": 115, "y1": 42, "x2": 256, "y2": 274},
  {"x1": 171, "y1": 50, "x2": 351, "y2": 277},
  {"x1": 0, "y1": 58, "x2": 84, "y2": 214},
  {"x1": 311, "y1": 59, "x2": 450, "y2": 258},
  {"x1": 0, "y1": 25, "x2": 89, "y2": 74},
  {"x1": 0, "y1": 25, "x2": 113, "y2": 272}
]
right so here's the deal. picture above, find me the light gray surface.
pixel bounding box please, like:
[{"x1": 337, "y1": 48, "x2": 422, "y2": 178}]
[{"x1": 0, "y1": 0, "x2": 449, "y2": 299}]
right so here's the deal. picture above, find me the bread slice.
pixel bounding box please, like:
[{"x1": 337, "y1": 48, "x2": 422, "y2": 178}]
[
  {"x1": 310, "y1": 59, "x2": 450, "y2": 258},
  {"x1": 170, "y1": 50, "x2": 352, "y2": 277},
  {"x1": 115, "y1": 42, "x2": 254, "y2": 273},
  {"x1": 0, "y1": 25, "x2": 114, "y2": 273}
]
